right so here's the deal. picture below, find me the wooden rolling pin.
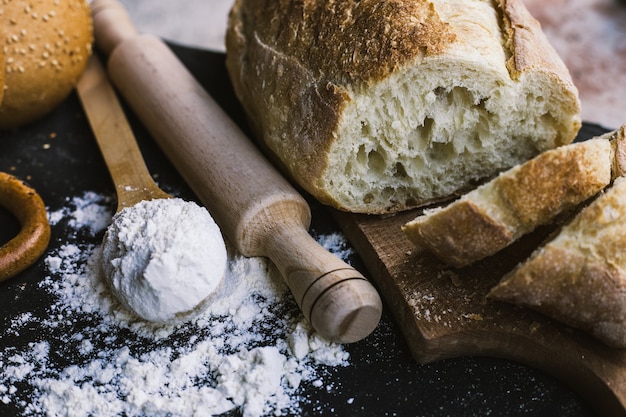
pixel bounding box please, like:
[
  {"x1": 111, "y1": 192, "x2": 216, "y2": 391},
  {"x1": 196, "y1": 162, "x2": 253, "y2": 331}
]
[{"x1": 89, "y1": 0, "x2": 382, "y2": 343}]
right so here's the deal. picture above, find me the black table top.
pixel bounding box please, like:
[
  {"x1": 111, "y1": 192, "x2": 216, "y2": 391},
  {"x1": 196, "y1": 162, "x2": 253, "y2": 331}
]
[{"x1": 0, "y1": 42, "x2": 603, "y2": 417}]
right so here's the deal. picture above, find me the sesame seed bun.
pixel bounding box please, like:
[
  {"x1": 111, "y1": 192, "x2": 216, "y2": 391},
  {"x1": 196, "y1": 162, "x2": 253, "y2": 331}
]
[{"x1": 0, "y1": 0, "x2": 93, "y2": 129}]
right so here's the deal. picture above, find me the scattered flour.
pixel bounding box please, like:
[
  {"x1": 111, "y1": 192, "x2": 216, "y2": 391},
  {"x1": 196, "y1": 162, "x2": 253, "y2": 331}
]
[
  {"x1": 0, "y1": 192, "x2": 351, "y2": 417},
  {"x1": 100, "y1": 198, "x2": 227, "y2": 323}
]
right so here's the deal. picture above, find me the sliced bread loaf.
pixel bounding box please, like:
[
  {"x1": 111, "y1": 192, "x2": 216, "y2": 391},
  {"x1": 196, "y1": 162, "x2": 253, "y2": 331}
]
[
  {"x1": 489, "y1": 171, "x2": 626, "y2": 348},
  {"x1": 402, "y1": 126, "x2": 626, "y2": 267}
]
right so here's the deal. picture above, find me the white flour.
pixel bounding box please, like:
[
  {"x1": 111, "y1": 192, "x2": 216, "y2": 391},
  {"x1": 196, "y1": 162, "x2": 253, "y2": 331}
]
[
  {"x1": 100, "y1": 198, "x2": 227, "y2": 323},
  {"x1": 0, "y1": 192, "x2": 352, "y2": 417}
]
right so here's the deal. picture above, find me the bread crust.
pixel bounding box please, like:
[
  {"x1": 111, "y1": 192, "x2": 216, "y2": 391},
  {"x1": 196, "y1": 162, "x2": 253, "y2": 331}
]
[
  {"x1": 609, "y1": 124, "x2": 626, "y2": 177},
  {"x1": 402, "y1": 136, "x2": 614, "y2": 267},
  {"x1": 495, "y1": 139, "x2": 612, "y2": 229},
  {"x1": 489, "y1": 176, "x2": 626, "y2": 348},
  {"x1": 0, "y1": 0, "x2": 93, "y2": 128},
  {"x1": 403, "y1": 201, "x2": 513, "y2": 268},
  {"x1": 226, "y1": 0, "x2": 581, "y2": 214},
  {"x1": 498, "y1": 0, "x2": 575, "y2": 82}
]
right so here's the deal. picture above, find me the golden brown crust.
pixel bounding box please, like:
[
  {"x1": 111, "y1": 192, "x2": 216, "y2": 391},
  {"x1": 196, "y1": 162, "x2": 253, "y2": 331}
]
[
  {"x1": 495, "y1": 139, "x2": 612, "y2": 230},
  {"x1": 0, "y1": 172, "x2": 51, "y2": 282},
  {"x1": 489, "y1": 246, "x2": 626, "y2": 348},
  {"x1": 232, "y1": 0, "x2": 455, "y2": 86},
  {"x1": 500, "y1": 0, "x2": 573, "y2": 81},
  {"x1": 402, "y1": 201, "x2": 513, "y2": 268},
  {"x1": 0, "y1": 0, "x2": 93, "y2": 129},
  {"x1": 490, "y1": 175, "x2": 626, "y2": 348}
]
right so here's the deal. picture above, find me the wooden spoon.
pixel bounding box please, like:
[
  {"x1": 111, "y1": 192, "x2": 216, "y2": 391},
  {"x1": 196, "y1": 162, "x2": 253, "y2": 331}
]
[{"x1": 77, "y1": 55, "x2": 229, "y2": 324}]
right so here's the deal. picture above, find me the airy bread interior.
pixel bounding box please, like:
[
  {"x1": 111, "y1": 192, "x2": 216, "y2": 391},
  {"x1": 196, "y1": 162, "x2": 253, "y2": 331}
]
[{"x1": 324, "y1": 0, "x2": 580, "y2": 212}]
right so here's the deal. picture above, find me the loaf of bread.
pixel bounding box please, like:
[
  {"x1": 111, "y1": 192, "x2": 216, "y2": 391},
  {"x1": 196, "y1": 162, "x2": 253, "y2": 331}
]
[
  {"x1": 0, "y1": 0, "x2": 93, "y2": 129},
  {"x1": 226, "y1": 0, "x2": 581, "y2": 214},
  {"x1": 402, "y1": 126, "x2": 626, "y2": 267},
  {"x1": 489, "y1": 169, "x2": 626, "y2": 348}
]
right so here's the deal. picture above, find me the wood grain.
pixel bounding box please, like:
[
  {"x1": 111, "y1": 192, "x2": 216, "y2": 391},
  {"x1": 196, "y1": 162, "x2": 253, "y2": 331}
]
[{"x1": 334, "y1": 207, "x2": 626, "y2": 416}]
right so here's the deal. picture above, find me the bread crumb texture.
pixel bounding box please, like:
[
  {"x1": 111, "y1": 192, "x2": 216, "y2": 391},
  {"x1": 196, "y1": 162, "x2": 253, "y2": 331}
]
[
  {"x1": 0, "y1": 0, "x2": 93, "y2": 128},
  {"x1": 226, "y1": 0, "x2": 581, "y2": 214}
]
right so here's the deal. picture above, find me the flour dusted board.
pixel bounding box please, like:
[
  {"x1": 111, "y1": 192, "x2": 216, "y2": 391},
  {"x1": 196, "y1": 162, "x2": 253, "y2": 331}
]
[{"x1": 333, "y1": 125, "x2": 626, "y2": 417}]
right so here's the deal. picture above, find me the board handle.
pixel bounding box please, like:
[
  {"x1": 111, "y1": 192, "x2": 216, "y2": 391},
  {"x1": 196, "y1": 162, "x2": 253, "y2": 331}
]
[{"x1": 89, "y1": 0, "x2": 383, "y2": 343}]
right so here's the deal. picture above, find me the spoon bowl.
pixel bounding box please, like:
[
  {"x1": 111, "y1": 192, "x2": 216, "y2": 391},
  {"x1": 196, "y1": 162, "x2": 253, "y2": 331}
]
[{"x1": 76, "y1": 55, "x2": 227, "y2": 324}]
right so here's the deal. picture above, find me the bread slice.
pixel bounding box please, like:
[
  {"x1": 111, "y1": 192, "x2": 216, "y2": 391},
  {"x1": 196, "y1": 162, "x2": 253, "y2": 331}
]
[
  {"x1": 225, "y1": 0, "x2": 581, "y2": 214},
  {"x1": 402, "y1": 126, "x2": 626, "y2": 268},
  {"x1": 489, "y1": 172, "x2": 626, "y2": 348}
]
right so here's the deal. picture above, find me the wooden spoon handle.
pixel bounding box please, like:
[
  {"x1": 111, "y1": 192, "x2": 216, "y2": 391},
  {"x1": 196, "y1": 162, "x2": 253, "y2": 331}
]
[
  {"x1": 76, "y1": 55, "x2": 170, "y2": 212},
  {"x1": 90, "y1": 0, "x2": 382, "y2": 343}
]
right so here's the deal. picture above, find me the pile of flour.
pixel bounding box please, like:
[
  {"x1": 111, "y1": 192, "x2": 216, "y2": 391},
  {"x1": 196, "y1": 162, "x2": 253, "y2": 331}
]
[
  {"x1": 0, "y1": 191, "x2": 353, "y2": 417},
  {"x1": 100, "y1": 198, "x2": 227, "y2": 323}
]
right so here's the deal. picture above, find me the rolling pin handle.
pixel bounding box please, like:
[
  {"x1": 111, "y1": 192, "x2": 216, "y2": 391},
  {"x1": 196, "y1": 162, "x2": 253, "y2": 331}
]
[
  {"x1": 263, "y1": 219, "x2": 383, "y2": 343},
  {"x1": 91, "y1": 0, "x2": 138, "y2": 56}
]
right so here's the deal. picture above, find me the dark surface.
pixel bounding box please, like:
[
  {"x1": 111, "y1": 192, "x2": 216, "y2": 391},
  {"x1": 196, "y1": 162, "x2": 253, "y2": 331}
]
[{"x1": 0, "y1": 43, "x2": 603, "y2": 416}]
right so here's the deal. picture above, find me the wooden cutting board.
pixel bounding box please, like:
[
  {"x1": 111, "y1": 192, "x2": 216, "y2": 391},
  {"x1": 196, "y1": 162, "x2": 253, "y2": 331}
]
[{"x1": 333, "y1": 207, "x2": 626, "y2": 417}]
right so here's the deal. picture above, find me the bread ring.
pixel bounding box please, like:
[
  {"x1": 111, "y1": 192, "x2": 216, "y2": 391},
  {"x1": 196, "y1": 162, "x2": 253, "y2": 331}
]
[{"x1": 0, "y1": 172, "x2": 51, "y2": 281}]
